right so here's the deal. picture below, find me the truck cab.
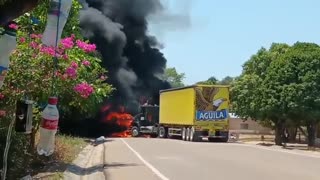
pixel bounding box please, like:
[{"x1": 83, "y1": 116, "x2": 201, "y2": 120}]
[{"x1": 130, "y1": 105, "x2": 159, "y2": 137}]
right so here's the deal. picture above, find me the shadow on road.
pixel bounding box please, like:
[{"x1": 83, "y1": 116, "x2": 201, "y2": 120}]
[
  {"x1": 257, "y1": 142, "x2": 274, "y2": 147},
  {"x1": 66, "y1": 162, "x2": 139, "y2": 176}
]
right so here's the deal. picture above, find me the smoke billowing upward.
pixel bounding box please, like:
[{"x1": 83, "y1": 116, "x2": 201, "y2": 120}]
[{"x1": 79, "y1": 0, "x2": 173, "y2": 114}]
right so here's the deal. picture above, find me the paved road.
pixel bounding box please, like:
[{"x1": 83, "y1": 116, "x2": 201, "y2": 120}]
[{"x1": 103, "y1": 138, "x2": 320, "y2": 180}]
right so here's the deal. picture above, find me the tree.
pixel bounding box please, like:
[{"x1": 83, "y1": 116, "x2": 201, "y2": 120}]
[
  {"x1": 276, "y1": 42, "x2": 320, "y2": 146},
  {"x1": 219, "y1": 76, "x2": 234, "y2": 85},
  {"x1": 197, "y1": 76, "x2": 235, "y2": 85},
  {"x1": 164, "y1": 67, "x2": 185, "y2": 88},
  {"x1": 231, "y1": 43, "x2": 291, "y2": 145},
  {"x1": 197, "y1": 76, "x2": 218, "y2": 85},
  {"x1": 232, "y1": 42, "x2": 320, "y2": 146}
]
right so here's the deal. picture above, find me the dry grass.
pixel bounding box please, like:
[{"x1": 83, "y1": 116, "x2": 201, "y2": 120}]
[
  {"x1": 54, "y1": 135, "x2": 88, "y2": 163},
  {"x1": 31, "y1": 134, "x2": 88, "y2": 179},
  {"x1": 6, "y1": 134, "x2": 88, "y2": 179},
  {"x1": 238, "y1": 133, "x2": 308, "y2": 143},
  {"x1": 237, "y1": 134, "x2": 320, "y2": 153},
  {"x1": 238, "y1": 134, "x2": 275, "y2": 142}
]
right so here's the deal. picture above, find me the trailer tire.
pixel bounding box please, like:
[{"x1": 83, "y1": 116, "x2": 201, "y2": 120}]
[
  {"x1": 182, "y1": 127, "x2": 186, "y2": 141},
  {"x1": 131, "y1": 126, "x2": 140, "y2": 137},
  {"x1": 158, "y1": 126, "x2": 167, "y2": 138},
  {"x1": 189, "y1": 127, "x2": 197, "y2": 142},
  {"x1": 186, "y1": 128, "x2": 190, "y2": 141}
]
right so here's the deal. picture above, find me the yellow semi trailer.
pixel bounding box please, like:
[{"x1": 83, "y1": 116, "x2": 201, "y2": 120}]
[{"x1": 158, "y1": 85, "x2": 230, "y2": 142}]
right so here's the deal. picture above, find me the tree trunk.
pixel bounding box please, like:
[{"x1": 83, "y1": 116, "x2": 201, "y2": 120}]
[
  {"x1": 317, "y1": 123, "x2": 320, "y2": 138},
  {"x1": 0, "y1": 0, "x2": 40, "y2": 26},
  {"x1": 275, "y1": 121, "x2": 284, "y2": 145},
  {"x1": 306, "y1": 121, "x2": 316, "y2": 147},
  {"x1": 288, "y1": 127, "x2": 297, "y2": 142}
]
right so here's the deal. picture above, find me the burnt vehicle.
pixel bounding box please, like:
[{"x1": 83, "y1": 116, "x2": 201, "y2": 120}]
[{"x1": 130, "y1": 105, "x2": 159, "y2": 138}]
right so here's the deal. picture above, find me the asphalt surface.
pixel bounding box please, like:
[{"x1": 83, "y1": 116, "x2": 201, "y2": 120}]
[{"x1": 103, "y1": 138, "x2": 320, "y2": 180}]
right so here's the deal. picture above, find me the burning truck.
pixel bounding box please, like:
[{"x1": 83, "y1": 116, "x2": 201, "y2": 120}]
[
  {"x1": 76, "y1": 0, "x2": 197, "y2": 139},
  {"x1": 101, "y1": 85, "x2": 231, "y2": 142}
]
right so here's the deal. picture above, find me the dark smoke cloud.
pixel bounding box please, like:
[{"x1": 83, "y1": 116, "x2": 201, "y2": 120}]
[{"x1": 79, "y1": 0, "x2": 174, "y2": 114}]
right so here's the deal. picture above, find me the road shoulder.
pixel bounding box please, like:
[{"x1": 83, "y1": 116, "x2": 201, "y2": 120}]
[
  {"x1": 103, "y1": 138, "x2": 161, "y2": 180},
  {"x1": 236, "y1": 141, "x2": 320, "y2": 158}
]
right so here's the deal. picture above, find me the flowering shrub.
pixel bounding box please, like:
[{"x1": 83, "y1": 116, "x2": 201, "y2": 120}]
[
  {"x1": 0, "y1": 30, "x2": 114, "y2": 118},
  {"x1": 0, "y1": 1, "x2": 107, "y2": 179}
]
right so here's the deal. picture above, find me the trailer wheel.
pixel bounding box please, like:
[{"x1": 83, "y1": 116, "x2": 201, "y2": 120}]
[
  {"x1": 158, "y1": 126, "x2": 167, "y2": 138},
  {"x1": 189, "y1": 127, "x2": 194, "y2": 142},
  {"x1": 131, "y1": 126, "x2": 140, "y2": 137},
  {"x1": 182, "y1": 127, "x2": 186, "y2": 141},
  {"x1": 186, "y1": 128, "x2": 190, "y2": 141}
]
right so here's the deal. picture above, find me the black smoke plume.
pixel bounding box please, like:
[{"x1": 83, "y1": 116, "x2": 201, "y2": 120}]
[{"x1": 79, "y1": 0, "x2": 171, "y2": 114}]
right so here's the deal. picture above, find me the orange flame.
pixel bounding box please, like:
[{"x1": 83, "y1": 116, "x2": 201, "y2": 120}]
[{"x1": 102, "y1": 105, "x2": 134, "y2": 137}]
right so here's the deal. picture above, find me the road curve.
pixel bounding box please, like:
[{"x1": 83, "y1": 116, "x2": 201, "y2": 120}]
[{"x1": 103, "y1": 138, "x2": 320, "y2": 180}]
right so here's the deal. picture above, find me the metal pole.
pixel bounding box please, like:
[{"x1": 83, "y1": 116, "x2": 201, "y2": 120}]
[{"x1": 1, "y1": 114, "x2": 15, "y2": 180}]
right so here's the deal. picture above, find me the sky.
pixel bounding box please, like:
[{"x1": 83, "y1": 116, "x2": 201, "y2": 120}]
[{"x1": 148, "y1": 0, "x2": 320, "y2": 85}]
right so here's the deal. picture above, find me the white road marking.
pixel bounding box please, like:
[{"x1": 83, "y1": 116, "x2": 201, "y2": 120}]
[
  {"x1": 177, "y1": 140, "x2": 320, "y2": 159},
  {"x1": 236, "y1": 143, "x2": 320, "y2": 159},
  {"x1": 121, "y1": 138, "x2": 170, "y2": 180}
]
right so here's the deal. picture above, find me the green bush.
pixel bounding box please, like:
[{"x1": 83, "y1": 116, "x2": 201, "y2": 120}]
[{"x1": 0, "y1": 0, "x2": 114, "y2": 178}]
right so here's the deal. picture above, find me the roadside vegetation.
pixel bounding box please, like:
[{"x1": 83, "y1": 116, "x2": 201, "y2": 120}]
[
  {"x1": 0, "y1": 0, "x2": 113, "y2": 178},
  {"x1": 5, "y1": 134, "x2": 87, "y2": 179},
  {"x1": 231, "y1": 43, "x2": 320, "y2": 147}
]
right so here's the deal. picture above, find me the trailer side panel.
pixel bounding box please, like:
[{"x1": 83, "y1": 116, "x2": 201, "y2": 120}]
[{"x1": 159, "y1": 87, "x2": 195, "y2": 126}]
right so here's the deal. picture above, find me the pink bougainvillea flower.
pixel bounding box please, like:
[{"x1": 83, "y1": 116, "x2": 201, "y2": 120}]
[
  {"x1": 61, "y1": 37, "x2": 74, "y2": 49},
  {"x1": 100, "y1": 75, "x2": 107, "y2": 81},
  {"x1": 30, "y1": 33, "x2": 42, "y2": 39},
  {"x1": 61, "y1": 74, "x2": 68, "y2": 80},
  {"x1": 0, "y1": 110, "x2": 6, "y2": 117},
  {"x1": 40, "y1": 46, "x2": 56, "y2": 56},
  {"x1": 55, "y1": 71, "x2": 61, "y2": 77},
  {"x1": 0, "y1": 93, "x2": 4, "y2": 100},
  {"x1": 8, "y1": 23, "x2": 18, "y2": 30},
  {"x1": 65, "y1": 66, "x2": 77, "y2": 79},
  {"x1": 73, "y1": 82, "x2": 94, "y2": 98},
  {"x1": 82, "y1": 60, "x2": 91, "y2": 67},
  {"x1": 70, "y1": 61, "x2": 78, "y2": 69},
  {"x1": 19, "y1": 37, "x2": 26, "y2": 43},
  {"x1": 62, "y1": 54, "x2": 69, "y2": 60},
  {"x1": 29, "y1": 41, "x2": 38, "y2": 49},
  {"x1": 56, "y1": 48, "x2": 65, "y2": 56},
  {"x1": 76, "y1": 40, "x2": 96, "y2": 53}
]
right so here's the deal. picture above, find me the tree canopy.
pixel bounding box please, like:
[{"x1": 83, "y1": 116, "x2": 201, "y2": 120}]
[
  {"x1": 163, "y1": 67, "x2": 185, "y2": 88},
  {"x1": 197, "y1": 76, "x2": 235, "y2": 85},
  {"x1": 219, "y1": 76, "x2": 234, "y2": 85},
  {"x1": 231, "y1": 42, "x2": 320, "y2": 146}
]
